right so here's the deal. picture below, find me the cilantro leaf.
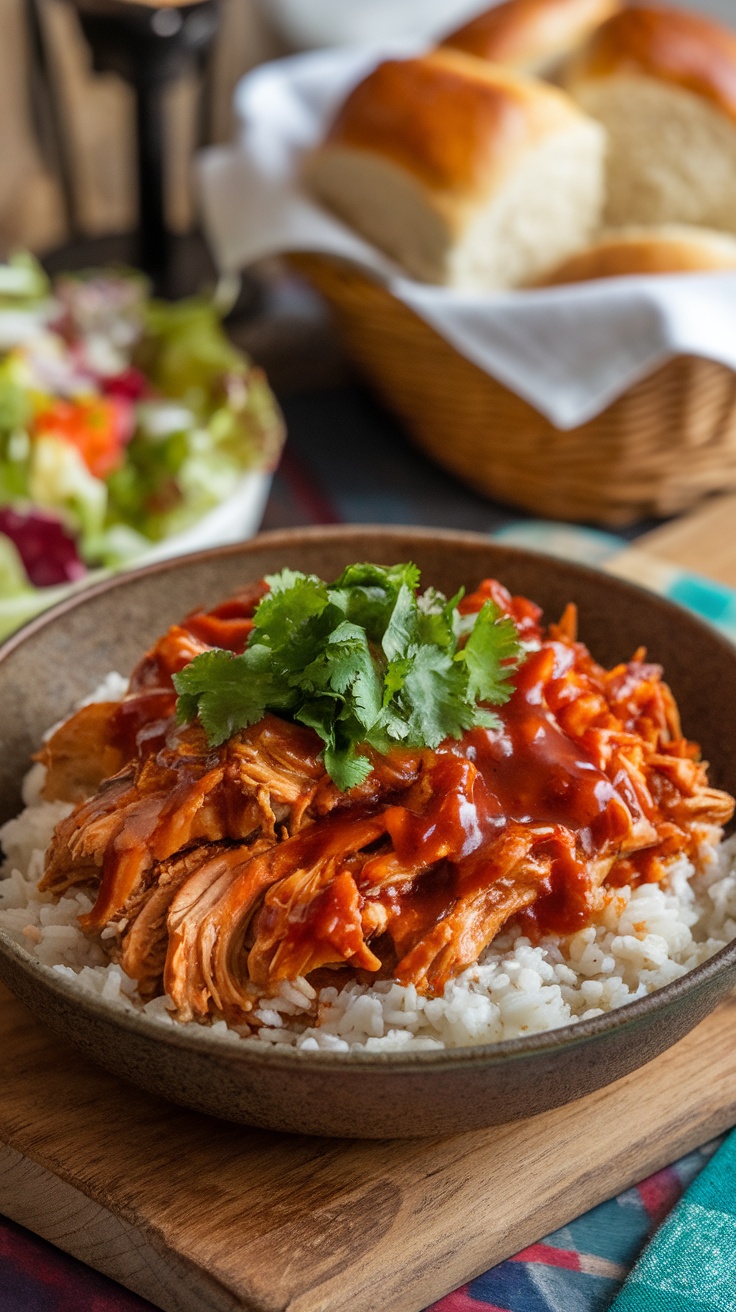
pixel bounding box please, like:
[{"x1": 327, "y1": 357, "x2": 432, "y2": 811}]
[
  {"x1": 334, "y1": 561, "x2": 420, "y2": 594},
  {"x1": 294, "y1": 695, "x2": 338, "y2": 743},
  {"x1": 460, "y1": 601, "x2": 524, "y2": 705},
  {"x1": 254, "y1": 571, "x2": 328, "y2": 646},
  {"x1": 300, "y1": 621, "x2": 383, "y2": 729},
  {"x1": 174, "y1": 562, "x2": 526, "y2": 788},
  {"x1": 173, "y1": 650, "x2": 271, "y2": 746},
  {"x1": 402, "y1": 644, "x2": 476, "y2": 748},
  {"x1": 381, "y1": 582, "x2": 416, "y2": 662},
  {"x1": 323, "y1": 742, "x2": 373, "y2": 791},
  {"x1": 174, "y1": 691, "x2": 200, "y2": 726}
]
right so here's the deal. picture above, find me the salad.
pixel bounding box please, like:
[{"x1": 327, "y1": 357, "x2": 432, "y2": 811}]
[{"x1": 0, "y1": 253, "x2": 284, "y2": 637}]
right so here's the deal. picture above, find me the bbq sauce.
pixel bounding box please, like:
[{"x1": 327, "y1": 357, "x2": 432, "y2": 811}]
[
  {"x1": 355, "y1": 642, "x2": 634, "y2": 946},
  {"x1": 278, "y1": 638, "x2": 640, "y2": 982}
]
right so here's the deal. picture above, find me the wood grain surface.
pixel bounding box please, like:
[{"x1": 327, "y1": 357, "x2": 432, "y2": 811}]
[
  {"x1": 1, "y1": 981, "x2": 736, "y2": 1312},
  {"x1": 627, "y1": 493, "x2": 736, "y2": 588},
  {"x1": 2, "y1": 498, "x2": 736, "y2": 1312},
  {"x1": 606, "y1": 493, "x2": 736, "y2": 596}
]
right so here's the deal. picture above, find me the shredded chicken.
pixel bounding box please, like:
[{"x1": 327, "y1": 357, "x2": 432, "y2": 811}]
[{"x1": 38, "y1": 577, "x2": 735, "y2": 1026}]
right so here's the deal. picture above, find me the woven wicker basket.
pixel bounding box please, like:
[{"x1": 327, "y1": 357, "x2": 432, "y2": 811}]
[{"x1": 291, "y1": 253, "x2": 736, "y2": 526}]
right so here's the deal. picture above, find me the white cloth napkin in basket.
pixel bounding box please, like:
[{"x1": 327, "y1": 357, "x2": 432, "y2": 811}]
[{"x1": 198, "y1": 46, "x2": 736, "y2": 429}]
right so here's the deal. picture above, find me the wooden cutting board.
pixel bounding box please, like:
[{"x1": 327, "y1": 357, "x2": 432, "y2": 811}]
[
  {"x1": 607, "y1": 493, "x2": 736, "y2": 592},
  {"x1": 2, "y1": 493, "x2": 736, "y2": 1312},
  {"x1": 1, "y1": 985, "x2": 735, "y2": 1312}
]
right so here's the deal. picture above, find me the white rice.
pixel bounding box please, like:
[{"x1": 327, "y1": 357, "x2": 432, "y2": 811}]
[{"x1": 2, "y1": 674, "x2": 735, "y2": 1054}]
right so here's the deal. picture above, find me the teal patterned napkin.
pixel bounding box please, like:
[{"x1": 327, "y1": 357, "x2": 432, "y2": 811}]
[
  {"x1": 492, "y1": 521, "x2": 736, "y2": 1311},
  {"x1": 610, "y1": 1130, "x2": 736, "y2": 1311},
  {"x1": 492, "y1": 522, "x2": 736, "y2": 643}
]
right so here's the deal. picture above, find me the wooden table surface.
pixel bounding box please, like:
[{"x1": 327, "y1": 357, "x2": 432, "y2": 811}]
[{"x1": 2, "y1": 987, "x2": 736, "y2": 1312}]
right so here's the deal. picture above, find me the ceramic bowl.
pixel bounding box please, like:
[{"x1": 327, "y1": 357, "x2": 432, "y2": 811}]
[{"x1": 0, "y1": 525, "x2": 734, "y2": 1138}]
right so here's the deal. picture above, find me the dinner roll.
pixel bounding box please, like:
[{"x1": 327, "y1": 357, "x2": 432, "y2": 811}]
[
  {"x1": 535, "y1": 225, "x2": 736, "y2": 285},
  {"x1": 441, "y1": 0, "x2": 621, "y2": 78},
  {"x1": 564, "y1": 5, "x2": 736, "y2": 230},
  {"x1": 304, "y1": 49, "x2": 605, "y2": 289}
]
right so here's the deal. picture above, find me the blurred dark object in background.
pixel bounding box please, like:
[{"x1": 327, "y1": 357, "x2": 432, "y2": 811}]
[
  {"x1": 26, "y1": 0, "x2": 220, "y2": 292},
  {"x1": 1, "y1": 0, "x2": 283, "y2": 258}
]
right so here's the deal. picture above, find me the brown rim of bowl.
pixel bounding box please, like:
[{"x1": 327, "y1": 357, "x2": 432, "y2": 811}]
[{"x1": 1, "y1": 523, "x2": 735, "y2": 1071}]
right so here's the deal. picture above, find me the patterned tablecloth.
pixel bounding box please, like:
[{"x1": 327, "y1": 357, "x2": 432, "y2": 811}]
[{"x1": 1, "y1": 383, "x2": 731, "y2": 1312}]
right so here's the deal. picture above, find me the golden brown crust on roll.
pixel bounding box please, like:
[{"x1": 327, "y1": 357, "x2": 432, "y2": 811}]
[
  {"x1": 442, "y1": 0, "x2": 621, "y2": 75},
  {"x1": 321, "y1": 48, "x2": 593, "y2": 204},
  {"x1": 305, "y1": 48, "x2": 605, "y2": 288},
  {"x1": 536, "y1": 225, "x2": 736, "y2": 285},
  {"x1": 565, "y1": 5, "x2": 736, "y2": 125}
]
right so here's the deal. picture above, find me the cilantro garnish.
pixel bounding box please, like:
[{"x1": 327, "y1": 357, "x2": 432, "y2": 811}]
[{"x1": 173, "y1": 563, "x2": 525, "y2": 790}]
